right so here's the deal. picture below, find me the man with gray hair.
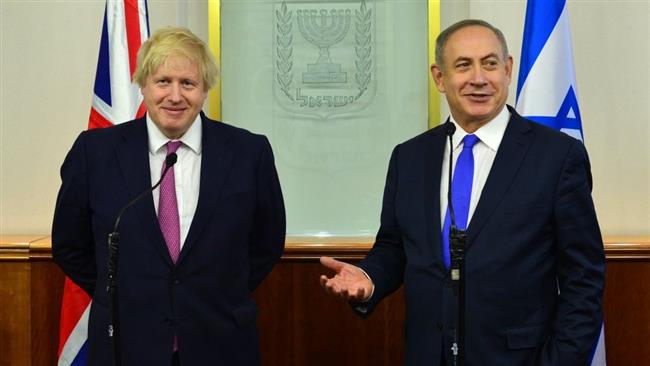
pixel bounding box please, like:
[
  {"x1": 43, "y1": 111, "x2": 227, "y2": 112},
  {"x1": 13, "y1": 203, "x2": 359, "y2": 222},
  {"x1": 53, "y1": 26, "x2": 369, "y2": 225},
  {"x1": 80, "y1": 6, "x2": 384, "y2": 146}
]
[{"x1": 320, "y1": 19, "x2": 604, "y2": 365}]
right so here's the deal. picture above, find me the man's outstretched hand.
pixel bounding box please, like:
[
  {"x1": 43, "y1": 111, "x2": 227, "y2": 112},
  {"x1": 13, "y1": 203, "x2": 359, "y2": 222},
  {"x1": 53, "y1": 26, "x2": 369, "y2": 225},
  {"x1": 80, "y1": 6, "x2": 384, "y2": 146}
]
[{"x1": 319, "y1": 256, "x2": 373, "y2": 302}]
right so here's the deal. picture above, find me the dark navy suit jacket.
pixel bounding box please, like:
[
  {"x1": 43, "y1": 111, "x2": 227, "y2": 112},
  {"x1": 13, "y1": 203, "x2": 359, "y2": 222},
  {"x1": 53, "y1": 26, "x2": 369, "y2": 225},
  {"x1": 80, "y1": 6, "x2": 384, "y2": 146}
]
[
  {"x1": 358, "y1": 107, "x2": 605, "y2": 366},
  {"x1": 52, "y1": 113, "x2": 285, "y2": 365}
]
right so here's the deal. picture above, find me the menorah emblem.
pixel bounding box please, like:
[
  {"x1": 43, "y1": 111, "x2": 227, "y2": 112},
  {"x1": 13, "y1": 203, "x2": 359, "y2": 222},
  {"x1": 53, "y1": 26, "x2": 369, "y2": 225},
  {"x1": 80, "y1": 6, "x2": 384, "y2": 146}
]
[
  {"x1": 297, "y1": 8, "x2": 351, "y2": 83},
  {"x1": 274, "y1": 0, "x2": 374, "y2": 115}
]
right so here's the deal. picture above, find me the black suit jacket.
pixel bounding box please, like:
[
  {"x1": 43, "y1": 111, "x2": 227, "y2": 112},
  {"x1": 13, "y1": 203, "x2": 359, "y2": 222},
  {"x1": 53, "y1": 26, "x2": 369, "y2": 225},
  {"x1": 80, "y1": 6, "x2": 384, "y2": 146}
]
[
  {"x1": 358, "y1": 107, "x2": 605, "y2": 366},
  {"x1": 52, "y1": 113, "x2": 285, "y2": 365}
]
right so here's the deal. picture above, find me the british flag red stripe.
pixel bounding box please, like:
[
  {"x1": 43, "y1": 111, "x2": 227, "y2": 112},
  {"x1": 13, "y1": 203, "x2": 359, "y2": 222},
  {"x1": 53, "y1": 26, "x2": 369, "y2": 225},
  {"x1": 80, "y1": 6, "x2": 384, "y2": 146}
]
[
  {"x1": 124, "y1": 0, "x2": 143, "y2": 75},
  {"x1": 58, "y1": 1, "x2": 149, "y2": 365}
]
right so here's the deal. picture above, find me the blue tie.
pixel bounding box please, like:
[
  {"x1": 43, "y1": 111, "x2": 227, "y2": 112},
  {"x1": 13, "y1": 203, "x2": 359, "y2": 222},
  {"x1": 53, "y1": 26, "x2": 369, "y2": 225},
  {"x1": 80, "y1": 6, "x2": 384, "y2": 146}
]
[{"x1": 441, "y1": 134, "x2": 480, "y2": 269}]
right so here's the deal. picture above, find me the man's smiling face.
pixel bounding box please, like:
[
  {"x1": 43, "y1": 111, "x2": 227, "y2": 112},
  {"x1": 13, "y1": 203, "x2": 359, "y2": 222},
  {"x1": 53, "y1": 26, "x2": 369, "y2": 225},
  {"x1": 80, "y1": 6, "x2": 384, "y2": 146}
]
[
  {"x1": 141, "y1": 55, "x2": 207, "y2": 139},
  {"x1": 431, "y1": 25, "x2": 513, "y2": 131}
]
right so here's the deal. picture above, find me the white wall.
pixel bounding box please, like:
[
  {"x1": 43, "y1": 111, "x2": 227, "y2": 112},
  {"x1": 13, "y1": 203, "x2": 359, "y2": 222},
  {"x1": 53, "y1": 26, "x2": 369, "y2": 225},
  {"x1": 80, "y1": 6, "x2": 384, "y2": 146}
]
[{"x1": 1, "y1": 0, "x2": 648, "y2": 236}]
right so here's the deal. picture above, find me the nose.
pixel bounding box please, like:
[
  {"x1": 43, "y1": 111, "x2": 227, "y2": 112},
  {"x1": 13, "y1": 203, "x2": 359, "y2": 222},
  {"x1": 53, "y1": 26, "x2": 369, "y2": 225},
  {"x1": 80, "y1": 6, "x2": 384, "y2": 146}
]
[
  {"x1": 167, "y1": 83, "x2": 182, "y2": 102},
  {"x1": 469, "y1": 66, "x2": 488, "y2": 86}
]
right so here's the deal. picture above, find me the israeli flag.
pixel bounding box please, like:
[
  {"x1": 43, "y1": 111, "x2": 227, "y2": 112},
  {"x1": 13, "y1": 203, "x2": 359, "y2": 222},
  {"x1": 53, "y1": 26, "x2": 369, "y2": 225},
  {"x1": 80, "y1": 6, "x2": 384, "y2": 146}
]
[
  {"x1": 516, "y1": 1, "x2": 606, "y2": 365},
  {"x1": 516, "y1": 0, "x2": 584, "y2": 141}
]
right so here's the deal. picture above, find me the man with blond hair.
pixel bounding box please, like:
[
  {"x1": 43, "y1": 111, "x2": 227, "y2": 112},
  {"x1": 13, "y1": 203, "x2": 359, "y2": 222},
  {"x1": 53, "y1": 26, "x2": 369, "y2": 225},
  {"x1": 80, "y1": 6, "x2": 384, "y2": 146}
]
[{"x1": 53, "y1": 27, "x2": 285, "y2": 365}]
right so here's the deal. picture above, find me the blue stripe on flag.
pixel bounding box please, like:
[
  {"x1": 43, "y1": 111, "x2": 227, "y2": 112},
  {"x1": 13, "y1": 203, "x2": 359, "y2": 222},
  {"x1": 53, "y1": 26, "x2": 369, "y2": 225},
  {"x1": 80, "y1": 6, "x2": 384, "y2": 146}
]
[
  {"x1": 93, "y1": 4, "x2": 112, "y2": 106},
  {"x1": 516, "y1": 0, "x2": 565, "y2": 100},
  {"x1": 69, "y1": 341, "x2": 88, "y2": 366},
  {"x1": 523, "y1": 116, "x2": 581, "y2": 131},
  {"x1": 144, "y1": 0, "x2": 151, "y2": 35}
]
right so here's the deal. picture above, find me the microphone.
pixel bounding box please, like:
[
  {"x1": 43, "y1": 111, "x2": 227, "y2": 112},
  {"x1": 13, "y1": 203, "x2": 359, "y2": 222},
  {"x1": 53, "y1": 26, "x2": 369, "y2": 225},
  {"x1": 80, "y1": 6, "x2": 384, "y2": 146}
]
[
  {"x1": 445, "y1": 121, "x2": 467, "y2": 365},
  {"x1": 445, "y1": 122, "x2": 457, "y2": 229},
  {"x1": 445, "y1": 121, "x2": 466, "y2": 281},
  {"x1": 106, "y1": 151, "x2": 177, "y2": 366},
  {"x1": 445, "y1": 121, "x2": 456, "y2": 136}
]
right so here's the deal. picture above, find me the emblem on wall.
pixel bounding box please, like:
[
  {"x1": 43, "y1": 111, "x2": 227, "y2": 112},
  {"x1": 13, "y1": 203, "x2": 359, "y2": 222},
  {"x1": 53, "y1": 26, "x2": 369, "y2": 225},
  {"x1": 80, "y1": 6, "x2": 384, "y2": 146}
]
[{"x1": 274, "y1": 0, "x2": 375, "y2": 118}]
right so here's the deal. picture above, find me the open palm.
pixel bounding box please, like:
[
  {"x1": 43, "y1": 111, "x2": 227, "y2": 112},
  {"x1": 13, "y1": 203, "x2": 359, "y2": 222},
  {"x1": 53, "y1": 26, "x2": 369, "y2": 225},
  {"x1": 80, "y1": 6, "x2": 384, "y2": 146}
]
[{"x1": 319, "y1": 256, "x2": 373, "y2": 302}]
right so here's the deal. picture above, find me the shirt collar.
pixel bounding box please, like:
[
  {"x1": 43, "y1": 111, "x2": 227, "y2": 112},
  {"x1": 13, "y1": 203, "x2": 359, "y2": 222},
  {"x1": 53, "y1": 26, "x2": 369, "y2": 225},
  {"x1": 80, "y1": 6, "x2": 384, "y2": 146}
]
[
  {"x1": 146, "y1": 113, "x2": 203, "y2": 155},
  {"x1": 448, "y1": 105, "x2": 510, "y2": 152}
]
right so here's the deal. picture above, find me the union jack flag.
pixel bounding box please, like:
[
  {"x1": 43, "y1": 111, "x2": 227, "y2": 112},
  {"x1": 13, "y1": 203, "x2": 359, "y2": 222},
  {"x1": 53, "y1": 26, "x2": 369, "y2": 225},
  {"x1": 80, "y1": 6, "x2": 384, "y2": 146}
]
[{"x1": 57, "y1": 1, "x2": 149, "y2": 365}]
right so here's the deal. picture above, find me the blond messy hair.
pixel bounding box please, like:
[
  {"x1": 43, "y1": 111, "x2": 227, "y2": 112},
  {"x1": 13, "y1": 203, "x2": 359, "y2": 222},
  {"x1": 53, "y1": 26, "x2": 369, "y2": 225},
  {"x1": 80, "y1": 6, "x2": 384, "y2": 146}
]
[{"x1": 133, "y1": 27, "x2": 218, "y2": 91}]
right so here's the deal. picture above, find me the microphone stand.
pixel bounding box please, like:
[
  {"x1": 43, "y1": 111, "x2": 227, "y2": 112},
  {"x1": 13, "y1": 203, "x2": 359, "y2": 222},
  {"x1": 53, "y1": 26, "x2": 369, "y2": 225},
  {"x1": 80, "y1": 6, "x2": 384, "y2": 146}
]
[
  {"x1": 107, "y1": 152, "x2": 177, "y2": 366},
  {"x1": 446, "y1": 123, "x2": 466, "y2": 366},
  {"x1": 450, "y1": 227, "x2": 466, "y2": 366}
]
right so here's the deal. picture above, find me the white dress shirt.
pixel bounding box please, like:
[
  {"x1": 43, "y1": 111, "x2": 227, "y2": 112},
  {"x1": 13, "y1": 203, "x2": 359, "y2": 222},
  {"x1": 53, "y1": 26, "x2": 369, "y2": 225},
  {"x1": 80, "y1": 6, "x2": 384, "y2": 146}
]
[
  {"x1": 439, "y1": 106, "x2": 510, "y2": 227},
  {"x1": 360, "y1": 106, "x2": 511, "y2": 304},
  {"x1": 147, "y1": 114, "x2": 202, "y2": 248}
]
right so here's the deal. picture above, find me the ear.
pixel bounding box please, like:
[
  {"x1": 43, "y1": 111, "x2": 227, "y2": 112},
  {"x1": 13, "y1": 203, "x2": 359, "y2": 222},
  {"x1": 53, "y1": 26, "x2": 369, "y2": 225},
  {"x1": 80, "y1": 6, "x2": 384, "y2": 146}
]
[
  {"x1": 431, "y1": 63, "x2": 446, "y2": 93},
  {"x1": 504, "y1": 55, "x2": 514, "y2": 84}
]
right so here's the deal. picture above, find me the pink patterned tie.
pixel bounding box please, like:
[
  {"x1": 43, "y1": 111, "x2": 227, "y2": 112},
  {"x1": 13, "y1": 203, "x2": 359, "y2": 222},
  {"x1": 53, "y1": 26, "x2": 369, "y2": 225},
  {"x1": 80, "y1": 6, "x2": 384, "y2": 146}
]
[
  {"x1": 158, "y1": 140, "x2": 182, "y2": 264},
  {"x1": 159, "y1": 141, "x2": 182, "y2": 353}
]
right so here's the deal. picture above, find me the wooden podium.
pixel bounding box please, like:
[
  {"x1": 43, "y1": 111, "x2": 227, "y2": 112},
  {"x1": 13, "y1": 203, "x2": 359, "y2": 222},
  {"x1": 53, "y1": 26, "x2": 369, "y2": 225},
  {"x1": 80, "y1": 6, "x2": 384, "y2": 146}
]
[{"x1": 1, "y1": 235, "x2": 649, "y2": 366}]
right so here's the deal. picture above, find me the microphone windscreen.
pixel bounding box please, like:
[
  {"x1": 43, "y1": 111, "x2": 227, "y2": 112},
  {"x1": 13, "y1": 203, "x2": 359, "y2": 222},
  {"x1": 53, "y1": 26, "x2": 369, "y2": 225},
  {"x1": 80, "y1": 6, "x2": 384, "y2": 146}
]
[
  {"x1": 446, "y1": 122, "x2": 456, "y2": 136},
  {"x1": 166, "y1": 153, "x2": 178, "y2": 167}
]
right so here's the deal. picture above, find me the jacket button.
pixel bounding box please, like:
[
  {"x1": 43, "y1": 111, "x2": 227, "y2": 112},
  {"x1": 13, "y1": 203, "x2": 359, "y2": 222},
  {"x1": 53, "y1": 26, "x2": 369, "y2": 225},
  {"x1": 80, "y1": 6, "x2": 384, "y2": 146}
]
[
  {"x1": 172, "y1": 279, "x2": 180, "y2": 285},
  {"x1": 436, "y1": 322, "x2": 443, "y2": 331}
]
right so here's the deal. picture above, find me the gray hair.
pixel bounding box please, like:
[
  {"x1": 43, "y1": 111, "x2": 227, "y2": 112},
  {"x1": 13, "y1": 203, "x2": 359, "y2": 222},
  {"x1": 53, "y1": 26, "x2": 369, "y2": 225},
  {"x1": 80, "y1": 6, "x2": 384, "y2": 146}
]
[{"x1": 435, "y1": 19, "x2": 509, "y2": 68}]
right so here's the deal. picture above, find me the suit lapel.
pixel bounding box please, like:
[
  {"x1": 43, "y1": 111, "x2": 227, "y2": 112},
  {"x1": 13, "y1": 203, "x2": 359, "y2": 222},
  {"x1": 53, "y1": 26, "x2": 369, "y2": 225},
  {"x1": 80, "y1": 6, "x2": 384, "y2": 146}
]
[
  {"x1": 424, "y1": 123, "x2": 448, "y2": 272},
  {"x1": 466, "y1": 110, "x2": 533, "y2": 246},
  {"x1": 114, "y1": 118, "x2": 174, "y2": 267},
  {"x1": 178, "y1": 115, "x2": 234, "y2": 264}
]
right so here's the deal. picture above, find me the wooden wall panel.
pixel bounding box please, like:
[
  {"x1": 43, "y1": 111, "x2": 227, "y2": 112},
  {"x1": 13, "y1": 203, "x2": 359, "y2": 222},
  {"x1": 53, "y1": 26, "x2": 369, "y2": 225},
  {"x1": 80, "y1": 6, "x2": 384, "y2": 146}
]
[
  {"x1": 0, "y1": 262, "x2": 32, "y2": 366},
  {"x1": 254, "y1": 262, "x2": 405, "y2": 366},
  {"x1": 0, "y1": 237, "x2": 648, "y2": 365},
  {"x1": 254, "y1": 257, "x2": 650, "y2": 366},
  {"x1": 603, "y1": 261, "x2": 650, "y2": 365},
  {"x1": 31, "y1": 261, "x2": 64, "y2": 366}
]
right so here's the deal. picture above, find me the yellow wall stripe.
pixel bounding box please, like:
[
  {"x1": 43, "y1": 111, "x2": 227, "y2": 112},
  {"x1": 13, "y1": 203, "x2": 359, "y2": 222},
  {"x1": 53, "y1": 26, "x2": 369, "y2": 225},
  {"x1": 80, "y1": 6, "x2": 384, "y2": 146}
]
[
  {"x1": 208, "y1": 0, "x2": 222, "y2": 121},
  {"x1": 428, "y1": 1, "x2": 441, "y2": 129}
]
